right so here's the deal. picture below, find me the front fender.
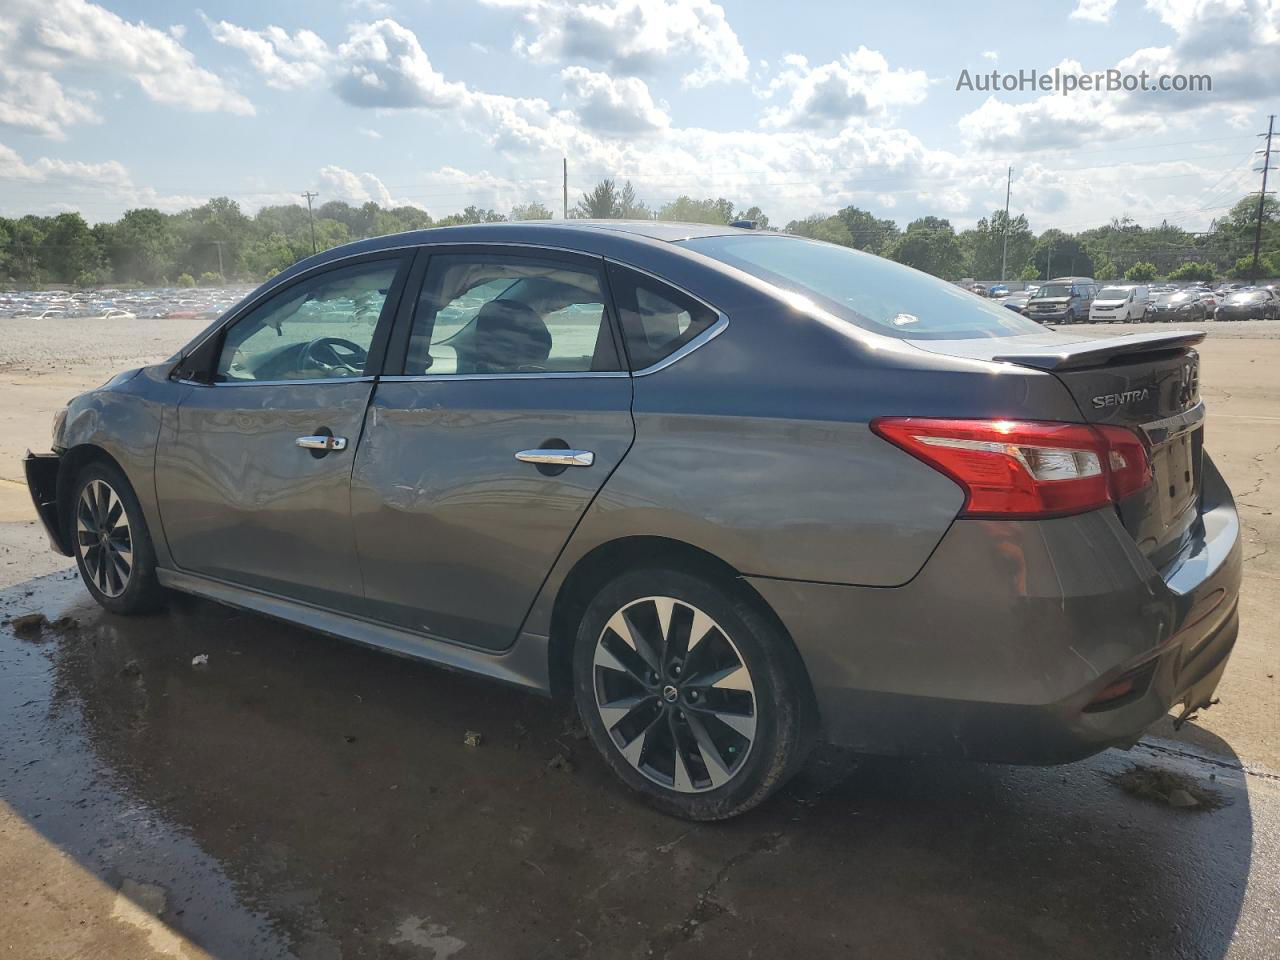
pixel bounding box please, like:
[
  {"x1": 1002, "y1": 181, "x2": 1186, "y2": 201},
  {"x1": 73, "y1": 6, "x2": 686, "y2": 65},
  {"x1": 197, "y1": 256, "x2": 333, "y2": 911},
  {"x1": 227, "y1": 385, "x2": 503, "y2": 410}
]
[{"x1": 54, "y1": 364, "x2": 180, "y2": 568}]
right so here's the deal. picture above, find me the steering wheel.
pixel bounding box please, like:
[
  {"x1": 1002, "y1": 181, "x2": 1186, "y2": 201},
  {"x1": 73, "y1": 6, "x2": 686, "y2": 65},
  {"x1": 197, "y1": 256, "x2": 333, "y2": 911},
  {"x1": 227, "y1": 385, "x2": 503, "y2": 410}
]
[{"x1": 300, "y1": 337, "x2": 368, "y2": 376}]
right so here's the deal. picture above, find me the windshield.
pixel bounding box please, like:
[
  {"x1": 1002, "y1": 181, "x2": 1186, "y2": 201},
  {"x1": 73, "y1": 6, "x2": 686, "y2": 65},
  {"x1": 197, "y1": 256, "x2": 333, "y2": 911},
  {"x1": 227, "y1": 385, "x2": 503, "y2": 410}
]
[
  {"x1": 1097, "y1": 287, "x2": 1130, "y2": 299},
  {"x1": 1034, "y1": 283, "x2": 1072, "y2": 298},
  {"x1": 1228, "y1": 291, "x2": 1264, "y2": 303},
  {"x1": 678, "y1": 234, "x2": 1043, "y2": 340}
]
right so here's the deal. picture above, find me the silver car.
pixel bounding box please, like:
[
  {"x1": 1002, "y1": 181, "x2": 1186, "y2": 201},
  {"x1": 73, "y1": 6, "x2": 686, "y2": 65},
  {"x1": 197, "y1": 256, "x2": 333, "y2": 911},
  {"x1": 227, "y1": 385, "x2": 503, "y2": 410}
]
[{"x1": 25, "y1": 222, "x2": 1242, "y2": 820}]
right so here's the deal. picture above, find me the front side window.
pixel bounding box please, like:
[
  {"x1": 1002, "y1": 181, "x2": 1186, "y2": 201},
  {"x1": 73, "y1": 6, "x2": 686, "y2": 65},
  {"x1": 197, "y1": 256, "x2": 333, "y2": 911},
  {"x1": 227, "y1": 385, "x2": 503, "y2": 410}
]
[
  {"x1": 680, "y1": 234, "x2": 1043, "y2": 340},
  {"x1": 405, "y1": 254, "x2": 620, "y2": 375},
  {"x1": 217, "y1": 259, "x2": 400, "y2": 382}
]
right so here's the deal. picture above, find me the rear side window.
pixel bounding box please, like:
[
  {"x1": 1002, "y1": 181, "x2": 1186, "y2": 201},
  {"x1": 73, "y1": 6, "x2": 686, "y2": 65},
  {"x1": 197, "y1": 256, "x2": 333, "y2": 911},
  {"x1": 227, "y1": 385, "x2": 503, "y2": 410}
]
[
  {"x1": 680, "y1": 234, "x2": 1043, "y2": 340},
  {"x1": 405, "y1": 254, "x2": 621, "y2": 375},
  {"x1": 607, "y1": 264, "x2": 718, "y2": 369}
]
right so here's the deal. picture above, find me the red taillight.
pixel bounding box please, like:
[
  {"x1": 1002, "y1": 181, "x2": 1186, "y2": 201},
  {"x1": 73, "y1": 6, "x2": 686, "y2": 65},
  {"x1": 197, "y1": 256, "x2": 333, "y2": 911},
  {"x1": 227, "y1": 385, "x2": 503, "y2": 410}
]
[{"x1": 871, "y1": 418, "x2": 1152, "y2": 518}]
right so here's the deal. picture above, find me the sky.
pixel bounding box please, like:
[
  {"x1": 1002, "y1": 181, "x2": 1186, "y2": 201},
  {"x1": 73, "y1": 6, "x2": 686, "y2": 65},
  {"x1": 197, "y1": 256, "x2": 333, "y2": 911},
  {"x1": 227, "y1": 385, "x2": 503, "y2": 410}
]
[{"x1": 0, "y1": 0, "x2": 1277, "y2": 232}]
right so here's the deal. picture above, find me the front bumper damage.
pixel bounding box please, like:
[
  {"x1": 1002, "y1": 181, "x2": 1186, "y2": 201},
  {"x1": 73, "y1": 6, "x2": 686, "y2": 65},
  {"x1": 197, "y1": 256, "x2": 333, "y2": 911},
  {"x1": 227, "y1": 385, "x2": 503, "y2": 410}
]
[{"x1": 23, "y1": 451, "x2": 72, "y2": 556}]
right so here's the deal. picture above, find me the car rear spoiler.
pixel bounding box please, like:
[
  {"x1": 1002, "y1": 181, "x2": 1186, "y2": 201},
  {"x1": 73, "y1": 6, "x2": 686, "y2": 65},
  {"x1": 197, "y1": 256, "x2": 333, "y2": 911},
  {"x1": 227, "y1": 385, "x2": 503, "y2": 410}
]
[{"x1": 993, "y1": 330, "x2": 1206, "y2": 371}]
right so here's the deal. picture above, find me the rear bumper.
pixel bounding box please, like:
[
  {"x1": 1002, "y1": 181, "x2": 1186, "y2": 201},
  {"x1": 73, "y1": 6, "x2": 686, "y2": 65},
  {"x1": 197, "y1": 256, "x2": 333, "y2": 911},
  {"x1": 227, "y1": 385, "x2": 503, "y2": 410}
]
[
  {"x1": 23, "y1": 451, "x2": 72, "y2": 556},
  {"x1": 750, "y1": 455, "x2": 1243, "y2": 764}
]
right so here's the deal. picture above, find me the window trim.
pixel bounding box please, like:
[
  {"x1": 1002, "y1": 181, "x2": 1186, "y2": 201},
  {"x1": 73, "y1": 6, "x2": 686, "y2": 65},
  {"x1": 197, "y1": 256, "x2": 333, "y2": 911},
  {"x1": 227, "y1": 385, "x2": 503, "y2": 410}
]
[{"x1": 172, "y1": 241, "x2": 732, "y2": 385}]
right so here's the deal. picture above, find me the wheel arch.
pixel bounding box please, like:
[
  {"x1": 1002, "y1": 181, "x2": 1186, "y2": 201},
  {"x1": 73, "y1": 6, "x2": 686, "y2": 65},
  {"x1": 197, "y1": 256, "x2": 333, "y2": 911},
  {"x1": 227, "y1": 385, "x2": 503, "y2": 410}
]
[
  {"x1": 55, "y1": 444, "x2": 130, "y2": 543},
  {"x1": 545, "y1": 535, "x2": 815, "y2": 713}
]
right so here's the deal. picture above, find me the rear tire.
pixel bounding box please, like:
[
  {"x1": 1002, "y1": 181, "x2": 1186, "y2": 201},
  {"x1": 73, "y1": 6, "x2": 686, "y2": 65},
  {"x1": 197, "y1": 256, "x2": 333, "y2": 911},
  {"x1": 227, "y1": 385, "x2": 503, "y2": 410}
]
[
  {"x1": 69, "y1": 461, "x2": 164, "y2": 615},
  {"x1": 572, "y1": 567, "x2": 815, "y2": 820}
]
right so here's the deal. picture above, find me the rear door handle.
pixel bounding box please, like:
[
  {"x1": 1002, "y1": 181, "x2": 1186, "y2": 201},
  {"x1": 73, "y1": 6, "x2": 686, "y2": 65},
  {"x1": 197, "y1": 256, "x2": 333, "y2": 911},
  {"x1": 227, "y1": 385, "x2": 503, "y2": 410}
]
[
  {"x1": 296, "y1": 435, "x2": 348, "y2": 451},
  {"x1": 515, "y1": 449, "x2": 594, "y2": 467}
]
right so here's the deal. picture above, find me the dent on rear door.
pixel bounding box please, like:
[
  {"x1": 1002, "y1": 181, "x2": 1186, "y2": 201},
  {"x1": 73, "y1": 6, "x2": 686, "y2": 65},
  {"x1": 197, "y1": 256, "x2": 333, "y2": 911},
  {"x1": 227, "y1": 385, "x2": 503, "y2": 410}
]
[{"x1": 349, "y1": 376, "x2": 635, "y2": 650}]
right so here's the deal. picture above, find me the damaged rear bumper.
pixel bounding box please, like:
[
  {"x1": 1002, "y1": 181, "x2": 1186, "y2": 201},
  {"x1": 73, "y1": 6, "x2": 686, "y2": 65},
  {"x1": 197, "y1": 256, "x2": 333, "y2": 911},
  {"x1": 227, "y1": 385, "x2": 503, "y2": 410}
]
[
  {"x1": 748, "y1": 456, "x2": 1243, "y2": 765},
  {"x1": 23, "y1": 451, "x2": 71, "y2": 556}
]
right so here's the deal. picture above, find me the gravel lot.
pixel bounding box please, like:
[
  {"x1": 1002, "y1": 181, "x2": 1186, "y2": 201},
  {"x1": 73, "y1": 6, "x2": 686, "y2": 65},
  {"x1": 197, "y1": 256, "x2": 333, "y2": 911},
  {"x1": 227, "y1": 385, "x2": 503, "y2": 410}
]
[{"x1": 0, "y1": 310, "x2": 1277, "y2": 958}]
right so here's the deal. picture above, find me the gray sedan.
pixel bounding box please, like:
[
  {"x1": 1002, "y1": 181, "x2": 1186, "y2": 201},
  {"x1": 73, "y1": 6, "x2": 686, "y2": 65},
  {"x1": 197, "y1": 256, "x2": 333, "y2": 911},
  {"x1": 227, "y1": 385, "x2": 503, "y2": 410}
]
[{"x1": 24, "y1": 222, "x2": 1242, "y2": 820}]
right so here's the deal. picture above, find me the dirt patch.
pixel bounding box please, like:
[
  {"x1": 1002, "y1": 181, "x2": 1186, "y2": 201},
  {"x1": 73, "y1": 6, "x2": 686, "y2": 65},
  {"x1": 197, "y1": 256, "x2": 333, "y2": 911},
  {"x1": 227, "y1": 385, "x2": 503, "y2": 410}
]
[{"x1": 1106, "y1": 764, "x2": 1229, "y2": 812}]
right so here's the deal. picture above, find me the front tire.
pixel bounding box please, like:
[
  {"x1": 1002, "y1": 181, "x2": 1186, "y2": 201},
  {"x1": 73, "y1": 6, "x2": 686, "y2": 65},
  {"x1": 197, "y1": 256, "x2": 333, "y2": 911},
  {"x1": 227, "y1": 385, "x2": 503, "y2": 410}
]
[
  {"x1": 69, "y1": 461, "x2": 164, "y2": 615},
  {"x1": 572, "y1": 567, "x2": 815, "y2": 820}
]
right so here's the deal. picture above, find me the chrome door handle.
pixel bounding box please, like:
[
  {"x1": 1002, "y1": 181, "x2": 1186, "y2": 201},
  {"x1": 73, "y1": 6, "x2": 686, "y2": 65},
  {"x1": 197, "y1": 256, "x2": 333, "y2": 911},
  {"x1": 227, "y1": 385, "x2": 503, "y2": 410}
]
[
  {"x1": 515, "y1": 449, "x2": 594, "y2": 467},
  {"x1": 296, "y1": 435, "x2": 348, "y2": 451}
]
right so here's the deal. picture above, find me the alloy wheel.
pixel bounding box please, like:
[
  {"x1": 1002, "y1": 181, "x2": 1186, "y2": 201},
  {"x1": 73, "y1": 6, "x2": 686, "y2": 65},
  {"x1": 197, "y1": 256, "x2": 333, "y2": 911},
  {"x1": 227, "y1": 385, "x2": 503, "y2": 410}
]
[
  {"x1": 592, "y1": 596, "x2": 757, "y2": 793},
  {"x1": 76, "y1": 479, "x2": 133, "y2": 598}
]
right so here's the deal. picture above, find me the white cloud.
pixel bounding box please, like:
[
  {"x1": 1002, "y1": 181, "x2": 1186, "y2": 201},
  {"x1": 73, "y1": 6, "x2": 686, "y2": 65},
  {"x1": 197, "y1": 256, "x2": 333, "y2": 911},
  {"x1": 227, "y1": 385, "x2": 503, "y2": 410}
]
[
  {"x1": 0, "y1": 67, "x2": 99, "y2": 138},
  {"x1": 760, "y1": 49, "x2": 930, "y2": 129},
  {"x1": 560, "y1": 67, "x2": 669, "y2": 134},
  {"x1": 961, "y1": 1, "x2": 1280, "y2": 151},
  {"x1": 203, "y1": 16, "x2": 332, "y2": 90},
  {"x1": 484, "y1": 0, "x2": 749, "y2": 87},
  {"x1": 981, "y1": 50, "x2": 999, "y2": 62},
  {"x1": 2, "y1": 0, "x2": 253, "y2": 118},
  {"x1": 333, "y1": 19, "x2": 467, "y2": 107},
  {"x1": 0, "y1": 140, "x2": 208, "y2": 217},
  {"x1": 359, "y1": 127, "x2": 383, "y2": 139},
  {"x1": 1070, "y1": 0, "x2": 1119, "y2": 22},
  {"x1": 316, "y1": 165, "x2": 394, "y2": 206}
]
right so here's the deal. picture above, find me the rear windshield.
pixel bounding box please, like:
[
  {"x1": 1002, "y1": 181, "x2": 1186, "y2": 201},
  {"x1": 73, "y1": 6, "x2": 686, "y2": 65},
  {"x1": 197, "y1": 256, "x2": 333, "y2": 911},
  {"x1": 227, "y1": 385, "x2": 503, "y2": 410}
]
[{"x1": 678, "y1": 234, "x2": 1043, "y2": 340}]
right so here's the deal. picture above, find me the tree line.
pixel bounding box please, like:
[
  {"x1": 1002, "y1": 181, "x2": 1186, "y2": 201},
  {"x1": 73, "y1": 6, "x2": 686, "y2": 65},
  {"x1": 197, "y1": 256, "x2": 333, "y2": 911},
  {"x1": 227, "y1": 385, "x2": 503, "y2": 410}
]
[{"x1": 1, "y1": 179, "x2": 1276, "y2": 288}]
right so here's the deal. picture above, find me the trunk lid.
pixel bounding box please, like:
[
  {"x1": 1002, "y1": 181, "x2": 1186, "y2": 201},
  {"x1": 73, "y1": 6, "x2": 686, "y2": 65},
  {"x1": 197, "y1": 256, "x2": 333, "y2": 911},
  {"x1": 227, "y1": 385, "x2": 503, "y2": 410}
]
[{"x1": 910, "y1": 330, "x2": 1206, "y2": 568}]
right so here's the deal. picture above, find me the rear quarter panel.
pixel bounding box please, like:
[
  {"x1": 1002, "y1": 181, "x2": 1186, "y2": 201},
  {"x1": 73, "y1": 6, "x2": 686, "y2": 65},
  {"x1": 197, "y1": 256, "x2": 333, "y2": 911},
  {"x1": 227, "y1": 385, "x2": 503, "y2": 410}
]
[{"x1": 520, "y1": 276, "x2": 1083, "y2": 639}]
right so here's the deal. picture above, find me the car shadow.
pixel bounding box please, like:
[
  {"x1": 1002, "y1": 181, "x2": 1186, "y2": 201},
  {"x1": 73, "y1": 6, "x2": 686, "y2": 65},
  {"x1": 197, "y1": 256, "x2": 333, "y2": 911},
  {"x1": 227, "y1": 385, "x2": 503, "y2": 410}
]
[{"x1": 0, "y1": 569, "x2": 1262, "y2": 959}]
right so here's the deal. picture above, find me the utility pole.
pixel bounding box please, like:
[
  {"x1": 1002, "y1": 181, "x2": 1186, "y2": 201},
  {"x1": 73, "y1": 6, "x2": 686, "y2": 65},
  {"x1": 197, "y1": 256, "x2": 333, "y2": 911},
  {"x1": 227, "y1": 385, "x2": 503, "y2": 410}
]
[
  {"x1": 562, "y1": 158, "x2": 568, "y2": 220},
  {"x1": 1046, "y1": 244, "x2": 1053, "y2": 280},
  {"x1": 1251, "y1": 114, "x2": 1275, "y2": 284},
  {"x1": 302, "y1": 191, "x2": 319, "y2": 254},
  {"x1": 212, "y1": 240, "x2": 224, "y2": 278},
  {"x1": 1000, "y1": 165, "x2": 1012, "y2": 282}
]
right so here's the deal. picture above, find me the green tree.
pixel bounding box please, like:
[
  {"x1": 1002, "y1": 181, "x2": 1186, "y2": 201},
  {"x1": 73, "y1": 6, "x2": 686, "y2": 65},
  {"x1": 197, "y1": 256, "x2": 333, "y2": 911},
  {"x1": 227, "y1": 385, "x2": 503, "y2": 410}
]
[
  {"x1": 574, "y1": 179, "x2": 622, "y2": 218},
  {"x1": 657, "y1": 196, "x2": 734, "y2": 224},
  {"x1": 1229, "y1": 252, "x2": 1280, "y2": 279},
  {"x1": 832, "y1": 206, "x2": 900, "y2": 254},
  {"x1": 1019, "y1": 264, "x2": 1040, "y2": 281},
  {"x1": 510, "y1": 201, "x2": 553, "y2": 221},
  {"x1": 437, "y1": 205, "x2": 506, "y2": 226},
  {"x1": 1125, "y1": 261, "x2": 1158, "y2": 282},
  {"x1": 887, "y1": 217, "x2": 966, "y2": 279},
  {"x1": 1030, "y1": 229, "x2": 1093, "y2": 280},
  {"x1": 1167, "y1": 262, "x2": 1216, "y2": 283},
  {"x1": 960, "y1": 210, "x2": 1034, "y2": 280},
  {"x1": 102, "y1": 208, "x2": 176, "y2": 284},
  {"x1": 40, "y1": 213, "x2": 103, "y2": 283}
]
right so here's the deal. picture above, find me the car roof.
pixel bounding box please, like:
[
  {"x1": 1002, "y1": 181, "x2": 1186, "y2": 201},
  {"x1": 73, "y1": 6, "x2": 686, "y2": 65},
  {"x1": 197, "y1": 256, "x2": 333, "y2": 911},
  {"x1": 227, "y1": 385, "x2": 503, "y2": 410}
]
[{"x1": 274, "y1": 220, "x2": 751, "y2": 287}]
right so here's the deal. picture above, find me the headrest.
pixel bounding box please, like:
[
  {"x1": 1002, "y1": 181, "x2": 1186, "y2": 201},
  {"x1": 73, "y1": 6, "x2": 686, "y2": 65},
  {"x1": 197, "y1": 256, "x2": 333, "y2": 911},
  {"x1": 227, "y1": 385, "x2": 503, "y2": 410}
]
[{"x1": 471, "y1": 299, "x2": 552, "y2": 372}]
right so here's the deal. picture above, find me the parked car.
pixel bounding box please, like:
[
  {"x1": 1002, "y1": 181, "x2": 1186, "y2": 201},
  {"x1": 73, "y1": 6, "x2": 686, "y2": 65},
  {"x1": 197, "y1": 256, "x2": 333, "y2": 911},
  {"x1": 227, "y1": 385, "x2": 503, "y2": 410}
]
[
  {"x1": 24, "y1": 223, "x2": 1241, "y2": 820},
  {"x1": 1089, "y1": 285, "x2": 1149, "y2": 323},
  {"x1": 987, "y1": 283, "x2": 1009, "y2": 298},
  {"x1": 1215, "y1": 287, "x2": 1280, "y2": 321},
  {"x1": 1025, "y1": 277, "x2": 1098, "y2": 324},
  {"x1": 997, "y1": 292, "x2": 1033, "y2": 315},
  {"x1": 1148, "y1": 290, "x2": 1210, "y2": 322}
]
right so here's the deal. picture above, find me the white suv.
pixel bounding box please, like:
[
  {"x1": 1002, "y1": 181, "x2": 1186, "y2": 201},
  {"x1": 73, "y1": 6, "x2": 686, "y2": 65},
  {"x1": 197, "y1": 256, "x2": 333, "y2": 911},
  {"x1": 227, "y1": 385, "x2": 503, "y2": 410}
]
[{"x1": 1089, "y1": 285, "x2": 1149, "y2": 323}]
